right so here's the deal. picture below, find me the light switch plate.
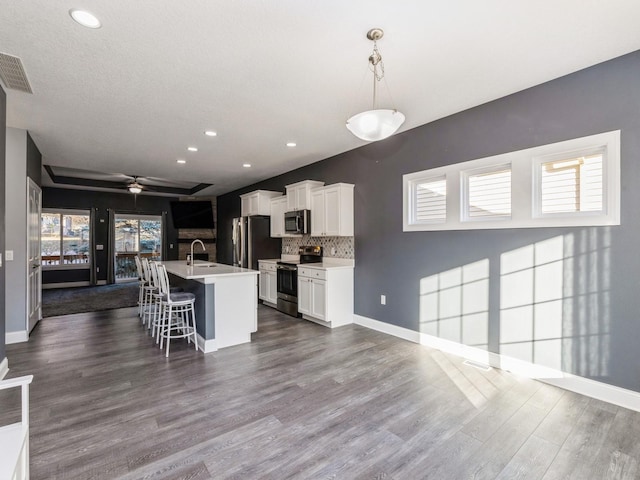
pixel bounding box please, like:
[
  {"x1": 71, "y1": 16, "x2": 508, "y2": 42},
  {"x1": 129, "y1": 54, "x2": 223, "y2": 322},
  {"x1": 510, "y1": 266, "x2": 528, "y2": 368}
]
[{"x1": 5, "y1": 250, "x2": 13, "y2": 261}]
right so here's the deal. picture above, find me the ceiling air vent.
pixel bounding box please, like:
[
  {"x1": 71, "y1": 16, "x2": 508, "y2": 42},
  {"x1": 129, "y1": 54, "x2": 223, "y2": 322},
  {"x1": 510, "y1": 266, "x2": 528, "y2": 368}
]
[{"x1": 0, "y1": 52, "x2": 33, "y2": 93}]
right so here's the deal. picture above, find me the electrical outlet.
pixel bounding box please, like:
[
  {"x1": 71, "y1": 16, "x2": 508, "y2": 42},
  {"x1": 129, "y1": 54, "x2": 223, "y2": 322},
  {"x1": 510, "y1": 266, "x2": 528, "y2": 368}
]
[{"x1": 381, "y1": 295, "x2": 386, "y2": 305}]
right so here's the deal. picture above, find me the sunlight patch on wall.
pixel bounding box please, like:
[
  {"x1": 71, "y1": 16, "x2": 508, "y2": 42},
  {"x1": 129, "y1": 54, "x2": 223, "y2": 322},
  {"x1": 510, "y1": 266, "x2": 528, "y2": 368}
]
[
  {"x1": 419, "y1": 259, "x2": 489, "y2": 350},
  {"x1": 499, "y1": 230, "x2": 610, "y2": 376}
]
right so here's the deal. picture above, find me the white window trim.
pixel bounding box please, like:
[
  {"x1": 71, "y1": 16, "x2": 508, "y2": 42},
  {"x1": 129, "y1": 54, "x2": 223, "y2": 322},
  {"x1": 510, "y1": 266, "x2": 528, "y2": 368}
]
[{"x1": 403, "y1": 130, "x2": 620, "y2": 232}]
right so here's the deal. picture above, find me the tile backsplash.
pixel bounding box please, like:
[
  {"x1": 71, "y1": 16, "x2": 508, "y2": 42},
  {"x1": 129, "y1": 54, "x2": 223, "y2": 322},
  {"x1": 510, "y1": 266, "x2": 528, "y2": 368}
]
[{"x1": 282, "y1": 236, "x2": 354, "y2": 259}]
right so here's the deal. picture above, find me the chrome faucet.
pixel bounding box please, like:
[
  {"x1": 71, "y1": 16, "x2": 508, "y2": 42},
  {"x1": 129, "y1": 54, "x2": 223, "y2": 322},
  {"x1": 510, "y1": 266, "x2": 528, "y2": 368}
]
[{"x1": 189, "y1": 239, "x2": 206, "y2": 265}]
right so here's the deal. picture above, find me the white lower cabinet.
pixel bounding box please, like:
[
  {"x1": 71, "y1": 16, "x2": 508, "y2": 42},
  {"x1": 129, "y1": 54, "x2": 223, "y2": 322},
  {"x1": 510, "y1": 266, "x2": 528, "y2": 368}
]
[
  {"x1": 298, "y1": 276, "x2": 326, "y2": 321},
  {"x1": 297, "y1": 265, "x2": 353, "y2": 327},
  {"x1": 258, "y1": 261, "x2": 278, "y2": 306}
]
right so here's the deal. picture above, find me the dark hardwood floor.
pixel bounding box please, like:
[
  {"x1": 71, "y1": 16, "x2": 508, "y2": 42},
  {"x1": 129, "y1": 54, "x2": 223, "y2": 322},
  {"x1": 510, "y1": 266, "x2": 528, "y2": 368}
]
[{"x1": 3, "y1": 305, "x2": 640, "y2": 479}]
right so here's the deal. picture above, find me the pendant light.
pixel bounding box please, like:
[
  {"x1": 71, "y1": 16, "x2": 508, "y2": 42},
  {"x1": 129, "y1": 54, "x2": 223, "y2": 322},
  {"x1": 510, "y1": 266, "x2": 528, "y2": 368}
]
[{"x1": 346, "y1": 28, "x2": 405, "y2": 142}]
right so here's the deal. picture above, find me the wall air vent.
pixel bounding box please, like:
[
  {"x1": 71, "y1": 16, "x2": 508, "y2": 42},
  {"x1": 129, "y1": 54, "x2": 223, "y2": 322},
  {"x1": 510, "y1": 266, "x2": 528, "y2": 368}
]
[{"x1": 0, "y1": 52, "x2": 33, "y2": 93}]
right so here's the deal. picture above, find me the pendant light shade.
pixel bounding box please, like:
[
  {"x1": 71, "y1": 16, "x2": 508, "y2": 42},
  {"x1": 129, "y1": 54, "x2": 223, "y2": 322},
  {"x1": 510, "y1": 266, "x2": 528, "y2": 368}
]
[
  {"x1": 346, "y1": 28, "x2": 405, "y2": 142},
  {"x1": 346, "y1": 109, "x2": 405, "y2": 142}
]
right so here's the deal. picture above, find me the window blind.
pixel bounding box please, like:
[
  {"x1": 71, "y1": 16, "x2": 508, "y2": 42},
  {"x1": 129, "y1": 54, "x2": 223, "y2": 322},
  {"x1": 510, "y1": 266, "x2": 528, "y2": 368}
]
[
  {"x1": 414, "y1": 177, "x2": 446, "y2": 222},
  {"x1": 467, "y1": 168, "x2": 511, "y2": 218},
  {"x1": 540, "y1": 154, "x2": 603, "y2": 214}
]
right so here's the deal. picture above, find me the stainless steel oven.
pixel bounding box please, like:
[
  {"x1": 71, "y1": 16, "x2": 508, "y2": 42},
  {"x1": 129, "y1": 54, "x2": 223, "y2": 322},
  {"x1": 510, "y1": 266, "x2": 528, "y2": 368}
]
[
  {"x1": 276, "y1": 264, "x2": 298, "y2": 317},
  {"x1": 276, "y1": 246, "x2": 322, "y2": 317}
]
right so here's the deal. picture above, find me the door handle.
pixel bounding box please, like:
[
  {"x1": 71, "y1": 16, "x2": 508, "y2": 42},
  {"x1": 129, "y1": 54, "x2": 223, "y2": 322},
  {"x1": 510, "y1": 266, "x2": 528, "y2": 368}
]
[{"x1": 32, "y1": 263, "x2": 40, "y2": 269}]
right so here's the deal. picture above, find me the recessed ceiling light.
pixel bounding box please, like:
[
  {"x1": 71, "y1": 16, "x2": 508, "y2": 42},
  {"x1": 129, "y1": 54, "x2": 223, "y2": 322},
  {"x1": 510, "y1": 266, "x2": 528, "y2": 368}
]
[
  {"x1": 177, "y1": 159, "x2": 186, "y2": 164},
  {"x1": 69, "y1": 9, "x2": 101, "y2": 29},
  {"x1": 286, "y1": 142, "x2": 297, "y2": 147},
  {"x1": 243, "y1": 164, "x2": 251, "y2": 168},
  {"x1": 204, "y1": 130, "x2": 217, "y2": 137},
  {"x1": 187, "y1": 147, "x2": 198, "y2": 152}
]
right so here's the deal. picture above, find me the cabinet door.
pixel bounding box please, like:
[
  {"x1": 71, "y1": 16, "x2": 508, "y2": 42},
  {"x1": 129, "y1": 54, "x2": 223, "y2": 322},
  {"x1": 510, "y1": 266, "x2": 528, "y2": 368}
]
[
  {"x1": 267, "y1": 271, "x2": 277, "y2": 304},
  {"x1": 270, "y1": 198, "x2": 285, "y2": 237},
  {"x1": 310, "y1": 189, "x2": 325, "y2": 236},
  {"x1": 310, "y1": 279, "x2": 327, "y2": 320},
  {"x1": 259, "y1": 270, "x2": 268, "y2": 301},
  {"x1": 324, "y1": 187, "x2": 341, "y2": 236},
  {"x1": 286, "y1": 187, "x2": 296, "y2": 211},
  {"x1": 241, "y1": 196, "x2": 251, "y2": 217},
  {"x1": 298, "y1": 277, "x2": 311, "y2": 314},
  {"x1": 248, "y1": 194, "x2": 259, "y2": 216}
]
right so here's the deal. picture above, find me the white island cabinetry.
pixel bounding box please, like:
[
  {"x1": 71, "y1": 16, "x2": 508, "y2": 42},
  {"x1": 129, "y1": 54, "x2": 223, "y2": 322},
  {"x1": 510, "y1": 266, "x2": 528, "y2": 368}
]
[
  {"x1": 258, "y1": 260, "x2": 278, "y2": 307},
  {"x1": 297, "y1": 263, "x2": 353, "y2": 328},
  {"x1": 310, "y1": 183, "x2": 354, "y2": 237},
  {"x1": 162, "y1": 260, "x2": 259, "y2": 352}
]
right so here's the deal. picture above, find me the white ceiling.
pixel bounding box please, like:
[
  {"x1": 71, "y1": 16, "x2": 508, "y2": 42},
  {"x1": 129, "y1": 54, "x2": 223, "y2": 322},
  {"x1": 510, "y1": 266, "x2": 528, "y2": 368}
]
[{"x1": 2, "y1": 1, "x2": 640, "y2": 196}]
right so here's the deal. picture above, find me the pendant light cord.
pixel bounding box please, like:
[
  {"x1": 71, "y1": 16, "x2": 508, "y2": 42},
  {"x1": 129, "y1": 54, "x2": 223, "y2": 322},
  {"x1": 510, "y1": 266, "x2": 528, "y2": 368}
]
[{"x1": 369, "y1": 41, "x2": 384, "y2": 110}]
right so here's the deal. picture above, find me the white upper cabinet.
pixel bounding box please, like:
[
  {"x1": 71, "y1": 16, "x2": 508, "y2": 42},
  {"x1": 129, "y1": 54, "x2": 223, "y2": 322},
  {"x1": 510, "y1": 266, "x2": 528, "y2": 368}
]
[
  {"x1": 269, "y1": 196, "x2": 288, "y2": 237},
  {"x1": 310, "y1": 183, "x2": 354, "y2": 236},
  {"x1": 240, "y1": 190, "x2": 283, "y2": 216},
  {"x1": 285, "y1": 180, "x2": 324, "y2": 211}
]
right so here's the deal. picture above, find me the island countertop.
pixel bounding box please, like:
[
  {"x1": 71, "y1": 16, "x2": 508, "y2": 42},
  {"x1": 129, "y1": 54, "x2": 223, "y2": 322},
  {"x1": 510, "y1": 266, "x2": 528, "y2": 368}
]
[{"x1": 162, "y1": 260, "x2": 259, "y2": 281}]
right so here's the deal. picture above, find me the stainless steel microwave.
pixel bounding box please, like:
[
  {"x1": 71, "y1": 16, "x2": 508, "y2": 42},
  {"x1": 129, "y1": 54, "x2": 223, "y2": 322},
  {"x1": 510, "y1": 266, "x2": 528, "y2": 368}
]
[{"x1": 284, "y1": 210, "x2": 310, "y2": 234}]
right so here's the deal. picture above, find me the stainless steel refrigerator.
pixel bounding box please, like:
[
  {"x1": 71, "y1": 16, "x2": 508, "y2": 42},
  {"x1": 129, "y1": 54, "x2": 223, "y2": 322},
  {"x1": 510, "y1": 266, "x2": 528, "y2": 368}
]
[{"x1": 232, "y1": 216, "x2": 281, "y2": 270}]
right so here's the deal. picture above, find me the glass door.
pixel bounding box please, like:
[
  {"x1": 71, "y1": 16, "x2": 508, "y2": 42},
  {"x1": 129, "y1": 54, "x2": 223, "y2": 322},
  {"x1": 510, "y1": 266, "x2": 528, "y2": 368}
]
[{"x1": 114, "y1": 214, "x2": 162, "y2": 282}]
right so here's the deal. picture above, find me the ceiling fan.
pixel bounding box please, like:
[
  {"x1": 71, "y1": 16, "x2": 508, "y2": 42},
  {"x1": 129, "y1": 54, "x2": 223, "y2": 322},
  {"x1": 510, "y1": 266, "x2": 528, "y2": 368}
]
[
  {"x1": 128, "y1": 178, "x2": 143, "y2": 194},
  {"x1": 122, "y1": 175, "x2": 156, "y2": 194}
]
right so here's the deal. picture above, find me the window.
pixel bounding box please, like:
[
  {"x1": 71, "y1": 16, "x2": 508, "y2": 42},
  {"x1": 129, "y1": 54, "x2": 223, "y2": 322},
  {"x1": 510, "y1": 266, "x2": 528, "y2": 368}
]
[
  {"x1": 403, "y1": 130, "x2": 620, "y2": 231},
  {"x1": 41, "y1": 210, "x2": 91, "y2": 267},
  {"x1": 536, "y1": 150, "x2": 604, "y2": 216},
  {"x1": 463, "y1": 165, "x2": 511, "y2": 220},
  {"x1": 114, "y1": 214, "x2": 162, "y2": 281},
  {"x1": 409, "y1": 176, "x2": 446, "y2": 224}
]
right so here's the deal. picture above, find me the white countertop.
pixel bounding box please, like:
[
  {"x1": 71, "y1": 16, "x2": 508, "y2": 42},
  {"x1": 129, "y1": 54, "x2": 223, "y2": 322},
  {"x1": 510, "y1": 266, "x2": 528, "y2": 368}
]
[
  {"x1": 162, "y1": 260, "x2": 259, "y2": 280},
  {"x1": 298, "y1": 261, "x2": 354, "y2": 270},
  {"x1": 257, "y1": 257, "x2": 354, "y2": 270}
]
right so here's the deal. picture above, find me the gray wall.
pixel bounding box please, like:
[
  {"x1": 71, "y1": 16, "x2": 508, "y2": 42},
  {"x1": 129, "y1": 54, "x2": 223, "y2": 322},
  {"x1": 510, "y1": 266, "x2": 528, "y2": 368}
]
[
  {"x1": 5, "y1": 128, "x2": 28, "y2": 333},
  {"x1": 26, "y1": 132, "x2": 41, "y2": 185},
  {"x1": 0, "y1": 85, "x2": 6, "y2": 363},
  {"x1": 219, "y1": 49, "x2": 640, "y2": 393}
]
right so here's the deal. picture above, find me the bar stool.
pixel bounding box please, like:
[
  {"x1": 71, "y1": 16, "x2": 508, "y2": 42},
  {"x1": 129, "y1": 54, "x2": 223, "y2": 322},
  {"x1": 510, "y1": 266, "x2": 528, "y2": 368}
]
[
  {"x1": 156, "y1": 264, "x2": 198, "y2": 357},
  {"x1": 134, "y1": 256, "x2": 146, "y2": 318},
  {"x1": 149, "y1": 261, "x2": 184, "y2": 338},
  {"x1": 140, "y1": 258, "x2": 158, "y2": 327}
]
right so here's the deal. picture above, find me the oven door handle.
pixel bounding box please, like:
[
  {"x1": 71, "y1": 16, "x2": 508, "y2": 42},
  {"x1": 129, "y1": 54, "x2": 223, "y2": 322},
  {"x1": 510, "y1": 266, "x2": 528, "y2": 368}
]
[{"x1": 277, "y1": 265, "x2": 297, "y2": 272}]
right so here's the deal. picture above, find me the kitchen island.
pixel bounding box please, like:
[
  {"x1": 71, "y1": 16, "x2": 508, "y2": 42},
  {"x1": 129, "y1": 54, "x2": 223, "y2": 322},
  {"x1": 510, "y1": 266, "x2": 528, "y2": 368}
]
[{"x1": 161, "y1": 260, "x2": 259, "y2": 352}]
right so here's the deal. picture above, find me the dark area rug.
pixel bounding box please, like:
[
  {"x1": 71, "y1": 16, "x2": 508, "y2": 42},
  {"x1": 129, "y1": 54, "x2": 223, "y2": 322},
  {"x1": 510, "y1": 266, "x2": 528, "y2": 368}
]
[{"x1": 42, "y1": 283, "x2": 139, "y2": 318}]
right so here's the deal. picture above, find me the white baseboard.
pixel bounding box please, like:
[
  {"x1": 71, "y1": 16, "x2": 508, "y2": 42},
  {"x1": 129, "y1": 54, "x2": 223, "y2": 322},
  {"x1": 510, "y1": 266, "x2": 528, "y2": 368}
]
[
  {"x1": 96, "y1": 280, "x2": 107, "y2": 286},
  {"x1": 0, "y1": 357, "x2": 8, "y2": 379},
  {"x1": 196, "y1": 334, "x2": 217, "y2": 354},
  {"x1": 5, "y1": 331, "x2": 28, "y2": 344},
  {"x1": 353, "y1": 314, "x2": 640, "y2": 413}
]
